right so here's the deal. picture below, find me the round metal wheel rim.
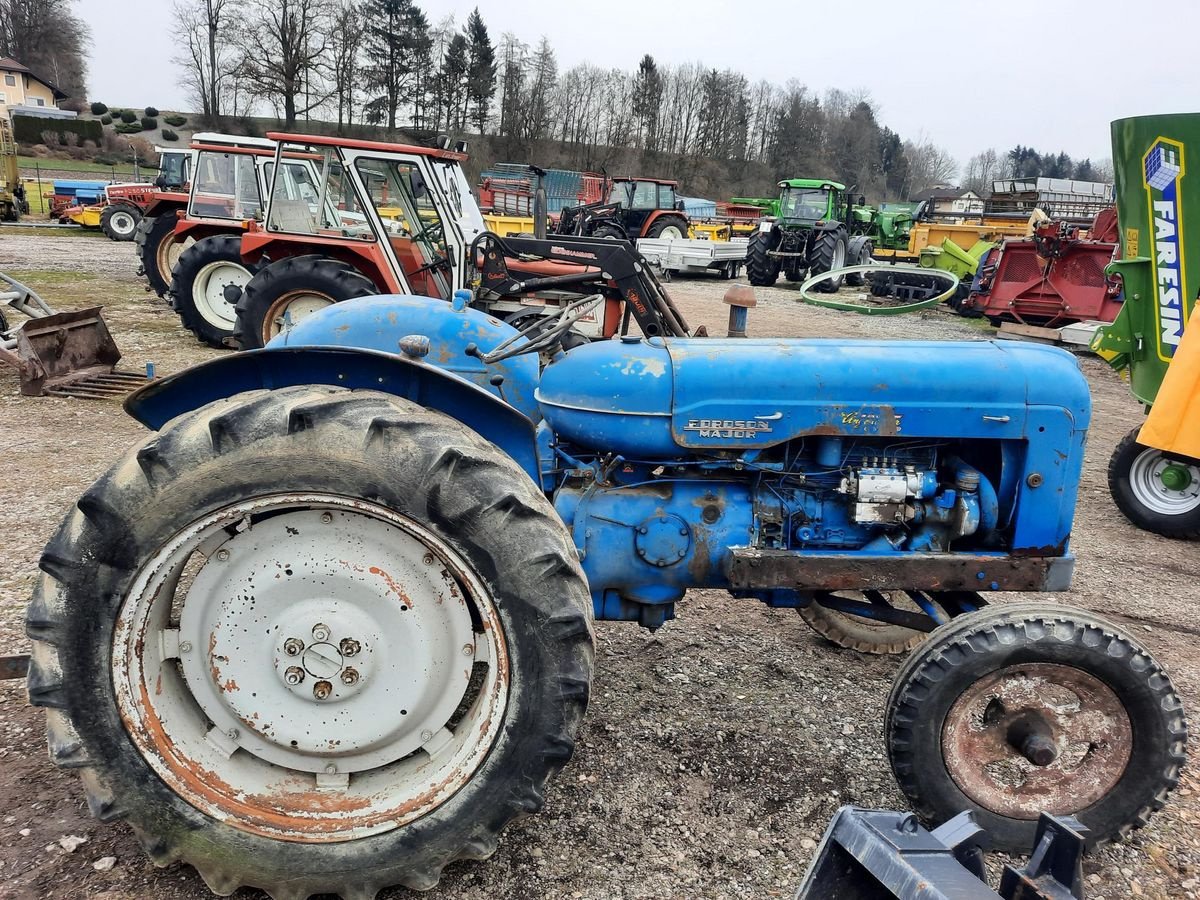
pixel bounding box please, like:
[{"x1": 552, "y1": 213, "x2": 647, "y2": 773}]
[
  {"x1": 264, "y1": 290, "x2": 336, "y2": 342},
  {"x1": 832, "y1": 240, "x2": 846, "y2": 270},
  {"x1": 1129, "y1": 447, "x2": 1200, "y2": 515},
  {"x1": 193, "y1": 260, "x2": 253, "y2": 329},
  {"x1": 941, "y1": 663, "x2": 1132, "y2": 820},
  {"x1": 112, "y1": 494, "x2": 509, "y2": 842},
  {"x1": 659, "y1": 224, "x2": 684, "y2": 239},
  {"x1": 157, "y1": 233, "x2": 195, "y2": 283},
  {"x1": 110, "y1": 210, "x2": 137, "y2": 236}
]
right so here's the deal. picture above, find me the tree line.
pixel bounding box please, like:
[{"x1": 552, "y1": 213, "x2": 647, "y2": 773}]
[
  {"x1": 960, "y1": 146, "x2": 1113, "y2": 197},
  {"x1": 0, "y1": 0, "x2": 89, "y2": 110}
]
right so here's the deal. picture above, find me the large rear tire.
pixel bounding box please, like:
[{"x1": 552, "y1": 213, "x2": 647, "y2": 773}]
[
  {"x1": 233, "y1": 255, "x2": 378, "y2": 350},
  {"x1": 809, "y1": 229, "x2": 848, "y2": 293},
  {"x1": 644, "y1": 215, "x2": 688, "y2": 240},
  {"x1": 135, "y1": 210, "x2": 190, "y2": 298},
  {"x1": 886, "y1": 603, "x2": 1186, "y2": 852},
  {"x1": 101, "y1": 203, "x2": 141, "y2": 241},
  {"x1": 26, "y1": 386, "x2": 594, "y2": 899},
  {"x1": 170, "y1": 235, "x2": 264, "y2": 349},
  {"x1": 1108, "y1": 425, "x2": 1200, "y2": 539},
  {"x1": 745, "y1": 230, "x2": 780, "y2": 287}
]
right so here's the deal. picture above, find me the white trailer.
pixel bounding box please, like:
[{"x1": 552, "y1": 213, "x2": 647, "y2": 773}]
[{"x1": 636, "y1": 237, "x2": 748, "y2": 279}]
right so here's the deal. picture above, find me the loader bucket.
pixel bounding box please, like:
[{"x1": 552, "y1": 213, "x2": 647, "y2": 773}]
[{"x1": 1, "y1": 306, "x2": 141, "y2": 398}]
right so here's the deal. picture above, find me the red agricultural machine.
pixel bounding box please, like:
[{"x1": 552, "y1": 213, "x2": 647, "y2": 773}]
[
  {"x1": 959, "y1": 209, "x2": 1122, "y2": 326},
  {"x1": 554, "y1": 175, "x2": 691, "y2": 241}
]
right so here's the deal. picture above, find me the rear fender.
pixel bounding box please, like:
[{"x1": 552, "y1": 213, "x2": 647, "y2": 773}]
[{"x1": 124, "y1": 347, "x2": 541, "y2": 483}]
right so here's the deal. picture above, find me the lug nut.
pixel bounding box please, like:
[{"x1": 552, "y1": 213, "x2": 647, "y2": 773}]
[
  {"x1": 312, "y1": 623, "x2": 330, "y2": 642},
  {"x1": 340, "y1": 667, "x2": 359, "y2": 686},
  {"x1": 283, "y1": 638, "x2": 304, "y2": 656},
  {"x1": 313, "y1": 680, "x2": 333, "y2": 700},
  {"x1": 321, "y1": 512, "x2": 333, "y2": 524},
  {"x1": 339, "y1": 638, "x2": 361, "y2": 657},
  {"x1": 462, "y1": 643, "x2": 474, "y2": 656},
  {"x1": 284, "y1": 666, "x2": 305, "y2": 685},
  {"x1": 178, "y1": 641, "x2": 192, "y2": 654},
  {"x1": 215, "y1": 549, "x2": 230, "y2": 561},
  {"x1": 422, "y1": 553, "x2": 435, "y2": 565}
]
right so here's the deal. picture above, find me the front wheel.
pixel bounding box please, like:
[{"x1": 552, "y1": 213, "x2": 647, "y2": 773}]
[
  {"x1": 101, "y1": 203, "x2": 141, "y2": 241},
  {"x1": 27, "y1": 386, "x2": 594, "y2": 898},
  {"x1": 170, "y1": 235, "x2": 263, "y2": 348},
  {"x1": 1108, "y1": 425, "x2": 1200, "y2": 539},
  {"x1": 886, "y1": 603, "x2": 1186, "y2": 851},
  {"x1": 233, "y1": 255, "x2": 378, "y2": 350}
]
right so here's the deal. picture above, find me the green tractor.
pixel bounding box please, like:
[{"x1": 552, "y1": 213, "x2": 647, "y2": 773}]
[{"x1": 742, "y1": 179, "x2": 876, "y2": 290}]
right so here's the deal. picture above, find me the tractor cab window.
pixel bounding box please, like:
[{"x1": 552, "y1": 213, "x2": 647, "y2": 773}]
[
  {"x1": 657, "y1": 183, "x2": 676, "y2": 210},
  {"x1": 354, "y1": 156, "x2": 451, "y2": 300},
  {"x1": 264, "y1": 160, "x2": 321, "y2": 206},
  {"x1": 630, "y1": 181, "x2": 657, "y2": 210},
  {"x1": 781, "y1": 188, "x2": 831, "y2": 221},
  {"x1": 266, "y1": 146, "x2": 362, "y2": 237},
  {"x1": 157, "y1": 152, "x2": 189, "y2": 191},
  {"x1": 189, "y1": 151, "x2": 263, "y2": 221},
  {"x1": 606, "y1": 181, "x2": 633, "y2": 208}
]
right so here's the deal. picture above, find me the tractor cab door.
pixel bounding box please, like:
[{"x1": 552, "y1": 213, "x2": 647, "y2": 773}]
[
  {"x1": 189, "y1": 150, "x2": 263, "y2": 221},
  {"x1": 620, "y1": 180, "x2": 660, "y2": 237}
]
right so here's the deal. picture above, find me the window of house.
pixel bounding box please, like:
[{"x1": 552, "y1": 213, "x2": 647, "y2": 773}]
[
  {"x1": 34, "y1": 97, "x2": 45, "y2": 106},
  {"x1": 3, "y1": 74, "x2": 15, "y2": 86},
  {"x1": 0, "y1": 92, "x2": 6, "y2": 104}
]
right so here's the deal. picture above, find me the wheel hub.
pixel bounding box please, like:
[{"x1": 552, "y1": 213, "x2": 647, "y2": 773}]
[
  {"x1": 1160, "y1": 462, "x2": 1195, "y2": 492},
  {"x1": 941, "y1": 663, "x2": 1132, "y2": 819},
  {"x1": 1129, "y1": 447, "x2": 1200, "y2": 514}
]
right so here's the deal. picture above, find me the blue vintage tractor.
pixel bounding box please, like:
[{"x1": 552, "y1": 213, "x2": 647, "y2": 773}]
[{"x1": 26, "y1": 262, "x2": 1185, "y2": 898}]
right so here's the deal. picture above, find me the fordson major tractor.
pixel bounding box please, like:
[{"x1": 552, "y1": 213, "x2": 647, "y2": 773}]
[{"x1": 745, "y1": 178, "x2": 875, "y2": 290}]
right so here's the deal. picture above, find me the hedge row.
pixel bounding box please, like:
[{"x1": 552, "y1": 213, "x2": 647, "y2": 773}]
[{"x1": 12, "y1": 114, "x2": 103, "y2": 145}]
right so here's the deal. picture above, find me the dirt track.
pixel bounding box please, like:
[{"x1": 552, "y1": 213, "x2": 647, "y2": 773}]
[{"x1": 0, "y1": 232, "x2": 1197, "y2": 900}]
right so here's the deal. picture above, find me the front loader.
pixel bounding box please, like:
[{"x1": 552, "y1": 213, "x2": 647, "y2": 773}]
[{"x1": 26, "y1": 230, "x2": 1186, "y2": 897}]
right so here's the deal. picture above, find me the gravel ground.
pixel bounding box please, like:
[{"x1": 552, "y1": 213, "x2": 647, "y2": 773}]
[{"x1": 0, "y1": 233, "x2": 1196, "y2": 900}]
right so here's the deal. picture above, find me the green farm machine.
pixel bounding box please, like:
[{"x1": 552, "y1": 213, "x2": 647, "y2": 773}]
[
  {"x1": 1093, "y1": 113, "x2": 1200, "y2": 538},
  {"x1": 742, "y1": 180, "x2": 914, "y2": 290}
]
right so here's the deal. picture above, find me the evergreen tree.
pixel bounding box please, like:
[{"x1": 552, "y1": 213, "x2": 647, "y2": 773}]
[{"x1": 465, "y1": 8, "x2": 496, "y2": 134}]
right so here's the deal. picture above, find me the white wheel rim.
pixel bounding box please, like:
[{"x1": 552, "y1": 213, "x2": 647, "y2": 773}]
[
  {"x1": 267, "y1": 292, "x2": 335, "y2": 338},
  {"x1": 1128, "y1": 448, "x2": 1200, "y2": 515},
  {"x1": 660, "y1": 225, "x2": 683, "y2": 239},
  {"x1": 832, "y1": 240, "x2": 846, "y2": 270},
  {"x1": 193, "y1": 260, "x2": 252, "y2": 329},
  {"x1": 111, "y1": 210, "x2": 136, "y2": 236},
  {"x1": 113, "y1": 494, "x2": 508, "y2": 842}
]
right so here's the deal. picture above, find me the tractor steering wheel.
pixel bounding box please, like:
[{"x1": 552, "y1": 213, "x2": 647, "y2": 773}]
[{"x1": 481, "y1": 295, "x2": 603, "y2": 364}]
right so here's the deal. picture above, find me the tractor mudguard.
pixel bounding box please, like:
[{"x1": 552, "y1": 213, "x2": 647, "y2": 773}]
[{"x1": 123, "y1": 346, "x2": 541, "y2": 482}]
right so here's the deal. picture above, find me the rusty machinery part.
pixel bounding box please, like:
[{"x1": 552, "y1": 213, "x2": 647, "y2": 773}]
[
  {"x1": 799, "y1": 590, "x2": 985, "y2": 656},
  {"x1": 470, "y1": 231, "x2": 692, "y2": 339},
  {"x1": 26, "y1": 386, "x2": 594, "y2": 897},
  {"x1": 135, "y1": 212, "x2": 192, "y2": 299},
  {"x1": 100, "y1": 203, "x2": 142, "y2": 242},
  {"x1": 799, "y1": 264, "x2": 960, "y2": 314},
  {"x1": 795, "y1": 806, "x2": 1087, "y2": 900},
  {"x1": 169, "y1": 235, "x2": 267, "y2": 349},
  {"x1": 1107, "y1": 426, "x2": 1200, "y2": 540},
  {"x1": 233, "y1": 255, "x2": 378, "y2": 350},
  {"x1": 0, "y1": 272, "x2": 146, "y2": 399},
  {"x1": 885, "y1": 602, "x2": 1187, "y2": 852}
]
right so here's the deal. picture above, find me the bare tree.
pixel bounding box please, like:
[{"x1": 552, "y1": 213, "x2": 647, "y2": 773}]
[
  {"x1": 172, "y1": 0, "x2": 235, "y2": 121},
  {"x1": 327, "y1": 0, "x2": 362, "y2": 131},
  {"x1": 903, "y1": 138, "x2": 959, "y2": 196},
  {"x1": 234, "y1": 0, "x2": 332, "y2": 128}
]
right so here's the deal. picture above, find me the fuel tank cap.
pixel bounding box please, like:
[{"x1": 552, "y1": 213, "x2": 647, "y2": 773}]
[{"x1": 619, "y1": 334, "x2": 642, "y2": 344}]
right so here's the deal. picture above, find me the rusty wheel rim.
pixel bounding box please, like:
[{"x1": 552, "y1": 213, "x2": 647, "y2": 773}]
[
  {"x1": 262, "y1": 290, "x2": 335, "y2": 343},
  {"x1": 941, "y1": 663, "x2": 1132, "y2": 819},
  {"x1": 113, "y1": 494, "x2": 509, "y2": 842},
  {"x1": 157, "y1": 232, "x2": 193, "y2": 284}
]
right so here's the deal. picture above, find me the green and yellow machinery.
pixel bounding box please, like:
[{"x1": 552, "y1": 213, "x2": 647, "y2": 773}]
[{"x1": 1094, "y1": 112, "x2": 1200, "y2": 538}]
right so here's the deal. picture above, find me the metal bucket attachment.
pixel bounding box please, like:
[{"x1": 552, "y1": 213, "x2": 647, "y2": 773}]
[
  {"x1": 794, "y1": 806, "x2": 1086, "y2": 900},
  {"x1": 0, "y1": 305, "x2": 137, "y2": 397}
]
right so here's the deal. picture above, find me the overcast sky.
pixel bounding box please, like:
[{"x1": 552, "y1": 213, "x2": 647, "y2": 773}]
[{"x1": 76, "y1": 0, "x2": 1196, "y2": 169}]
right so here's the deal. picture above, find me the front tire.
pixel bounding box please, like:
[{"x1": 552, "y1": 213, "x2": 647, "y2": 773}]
[
  {"x1": 101, "y1": 203, "x2": 141, "y2": 241},
  {"x1": 809, "y1": 230, "x2": 848, "y2": 293},
  {"x1": 233, "y1": 255, "x2": 378, "y2": 350},
  {"x1": 1108, "y1": 425, "x2": 1200, "y2": 539},
  {"x1": 745, "y1": 231, "x2": 780, "y2": 287},
  {"x1": 169, "y1": 235, "x2": 264, "y2": 348},
  {"x1": 886, "y1": 603, "x2": 1186, "y2": 851},
  {"x1": 27, "y1": 386, "x2": 594, "y2": 898}
]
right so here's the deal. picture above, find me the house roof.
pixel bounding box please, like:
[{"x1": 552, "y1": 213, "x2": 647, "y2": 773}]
[{"x1": 0, "y1": 56, "x2": 69, "y2": 100}]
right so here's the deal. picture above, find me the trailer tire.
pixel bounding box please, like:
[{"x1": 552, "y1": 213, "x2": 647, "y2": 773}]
[
  {"x1": 26, "y1": 386, "x2": 594, "y2": 899},
  {"x1": 886, "y1": 603, "x2": 1186, "y2": 852},
  {"x1": 233, "y1": 255, "x2": 378, "y2": 350},
  {"x1": 809, "y1": 230, "x2": 847, "y2": 293},
  {"x1": 745, "y1": 231, "x2": 780, "y2": 287},
  {"x1": 100, "y1": 203, "x2": 141, "y2": 241},
  {"x1": 170, "y1": 235, "x2": 264, "y2": 349},
  {"x1": 135, "y1": 211, "x2": 188, "y2": 298},
  {"x1": 644, "y1": 215, "x2": 688, "y2": 240},
  {"x1": 845, "y1": 237, "x2": 873, "y2": 286},
  {"x1": 1108, "y1": 426, "x2": 1200, "y2": 539}
]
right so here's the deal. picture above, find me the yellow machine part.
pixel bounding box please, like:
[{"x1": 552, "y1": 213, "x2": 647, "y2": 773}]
[
  {"x1": 482, "y1": 211, "x2": 534, "y2": 236},
  {"x1": 68, "y1": 205, "x2": 104, "y2": 228},
  {"x1": 1139, "y1": 304, "x2": 1200, "y2": 459},
  {"x1": 690, "y1": 221, "x2": 731, "y2": 241}
]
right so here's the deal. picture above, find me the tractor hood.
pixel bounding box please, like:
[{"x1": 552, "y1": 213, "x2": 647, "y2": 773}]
[{"x1": 536, "y1": 336, "x2": 1091, "y2": 458}]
